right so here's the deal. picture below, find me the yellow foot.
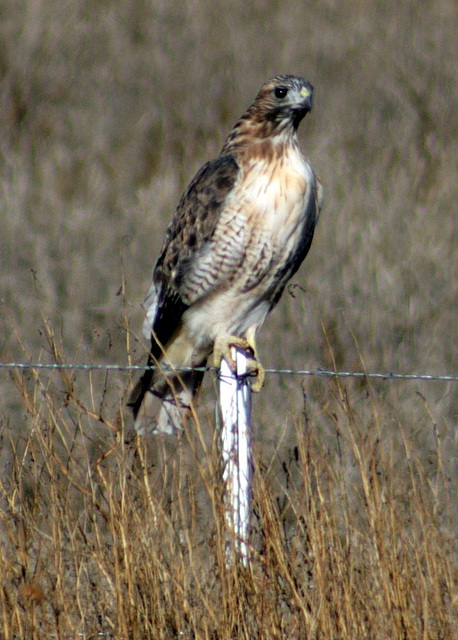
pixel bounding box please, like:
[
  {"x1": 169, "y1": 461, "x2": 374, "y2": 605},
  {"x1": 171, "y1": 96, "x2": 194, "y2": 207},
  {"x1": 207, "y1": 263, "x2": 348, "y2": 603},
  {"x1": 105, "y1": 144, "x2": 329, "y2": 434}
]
[{"x1": 213, "y1": 333, "x2": 265, "y2": 392}]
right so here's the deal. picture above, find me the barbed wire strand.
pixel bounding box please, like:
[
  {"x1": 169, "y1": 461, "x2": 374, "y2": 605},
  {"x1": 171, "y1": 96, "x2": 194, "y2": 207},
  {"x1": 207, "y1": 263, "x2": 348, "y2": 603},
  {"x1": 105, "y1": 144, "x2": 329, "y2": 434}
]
[{"x1": 0, "y1": 362, "x2": 457, "y2": 382}]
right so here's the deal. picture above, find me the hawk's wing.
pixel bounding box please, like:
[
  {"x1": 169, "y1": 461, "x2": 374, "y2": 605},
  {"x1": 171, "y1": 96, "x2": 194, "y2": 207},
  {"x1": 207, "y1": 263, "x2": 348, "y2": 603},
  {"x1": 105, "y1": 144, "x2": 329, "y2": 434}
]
[{"x1": 142, "y1": 153, "x2": 242, "y2": 359}]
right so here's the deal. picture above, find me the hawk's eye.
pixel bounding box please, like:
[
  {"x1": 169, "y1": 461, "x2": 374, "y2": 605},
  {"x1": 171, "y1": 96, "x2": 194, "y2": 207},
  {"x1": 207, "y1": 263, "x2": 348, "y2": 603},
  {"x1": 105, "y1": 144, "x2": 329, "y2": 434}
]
[{"x1": 274, "y1": 87, "x2": 288, "y2": 99}]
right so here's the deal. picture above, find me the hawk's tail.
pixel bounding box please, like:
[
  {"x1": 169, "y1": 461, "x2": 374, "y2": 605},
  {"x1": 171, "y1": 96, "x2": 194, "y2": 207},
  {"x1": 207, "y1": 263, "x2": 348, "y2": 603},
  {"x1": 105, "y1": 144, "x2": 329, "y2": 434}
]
[{"x1": 128, "y1": 366, "x2": 205, "y2": 436}]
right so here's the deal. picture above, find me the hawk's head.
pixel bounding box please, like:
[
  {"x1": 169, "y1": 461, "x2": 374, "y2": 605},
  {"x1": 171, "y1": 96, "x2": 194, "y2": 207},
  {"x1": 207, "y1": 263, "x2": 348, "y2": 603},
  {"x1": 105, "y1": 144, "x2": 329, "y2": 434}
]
[
  {"x1": 221, "y1": 75, "x2": 315, "y2": 153},
  {"x1": 249, "y1": 75, "x2": 313, "y2": 132}
]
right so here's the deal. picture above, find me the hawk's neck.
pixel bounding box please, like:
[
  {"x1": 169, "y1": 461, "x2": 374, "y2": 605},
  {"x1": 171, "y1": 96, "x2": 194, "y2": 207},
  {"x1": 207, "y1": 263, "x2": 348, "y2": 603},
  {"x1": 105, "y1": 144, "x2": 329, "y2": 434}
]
[{"x1": 221, "y1": 114, "x2": 298, "y2": 156}]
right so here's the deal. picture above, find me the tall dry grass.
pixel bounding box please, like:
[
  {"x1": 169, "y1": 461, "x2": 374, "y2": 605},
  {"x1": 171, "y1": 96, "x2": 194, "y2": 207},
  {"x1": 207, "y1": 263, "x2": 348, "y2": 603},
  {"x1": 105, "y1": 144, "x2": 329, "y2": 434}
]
[
  {"x1": 0, "y1": 323, "x2": 455, "y2": 638},
  {"x1": 0, "y1": 0, "x2": 457, "y2": 637}
]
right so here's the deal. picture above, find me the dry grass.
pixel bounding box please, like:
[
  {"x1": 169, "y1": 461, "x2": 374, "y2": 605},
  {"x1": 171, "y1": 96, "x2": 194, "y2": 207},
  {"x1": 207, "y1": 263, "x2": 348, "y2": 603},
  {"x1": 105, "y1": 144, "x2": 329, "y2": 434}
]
[
  {"x1": 0, "y1": 324, "x2": 456, "y2": 638},
  {"x1": 0, "y1": 0, "x2": 457, "y2": 637}
]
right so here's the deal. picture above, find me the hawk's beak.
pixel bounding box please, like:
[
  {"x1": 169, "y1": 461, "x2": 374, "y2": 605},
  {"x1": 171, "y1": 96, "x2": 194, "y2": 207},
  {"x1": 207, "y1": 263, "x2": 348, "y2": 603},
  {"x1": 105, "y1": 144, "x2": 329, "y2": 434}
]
[
  {"x1": 299, "y1": 85, "x2": 313, "y2": 112},
  {"x1": 300, "y1": 86, "x2": 311, "y2": 99}
]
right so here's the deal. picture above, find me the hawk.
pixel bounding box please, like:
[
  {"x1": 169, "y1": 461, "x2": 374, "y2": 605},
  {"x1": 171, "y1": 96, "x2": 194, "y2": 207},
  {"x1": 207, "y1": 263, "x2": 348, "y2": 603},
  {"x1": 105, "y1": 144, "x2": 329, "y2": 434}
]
[{"x1": 129, "y1": 75, "x2": 323, "y2": 435}]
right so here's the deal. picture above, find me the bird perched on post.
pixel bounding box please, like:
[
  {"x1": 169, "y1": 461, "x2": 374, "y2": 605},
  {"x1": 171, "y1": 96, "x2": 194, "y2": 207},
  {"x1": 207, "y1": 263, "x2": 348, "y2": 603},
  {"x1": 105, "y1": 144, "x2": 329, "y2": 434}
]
[{"x1": 128, "y1": 74, "x2": 323, "y2": 435}]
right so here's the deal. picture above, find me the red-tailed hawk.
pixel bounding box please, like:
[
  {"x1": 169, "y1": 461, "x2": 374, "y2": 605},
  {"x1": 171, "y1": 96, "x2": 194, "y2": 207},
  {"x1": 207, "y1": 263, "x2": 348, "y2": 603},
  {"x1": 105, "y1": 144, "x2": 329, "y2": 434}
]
[{"x1": 129, "y1": 75, "x2": 323, "y2": 434}]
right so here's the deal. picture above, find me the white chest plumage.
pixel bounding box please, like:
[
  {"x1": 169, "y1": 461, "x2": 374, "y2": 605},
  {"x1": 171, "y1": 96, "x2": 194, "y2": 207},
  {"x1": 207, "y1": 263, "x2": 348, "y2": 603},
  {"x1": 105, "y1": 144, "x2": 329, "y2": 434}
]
[
  {"x1": 228, "y1": 141, "x2": 315, "y2": 287},
  {"x1": 239, "y1": 142, "x2": 313, "y2": 238}
]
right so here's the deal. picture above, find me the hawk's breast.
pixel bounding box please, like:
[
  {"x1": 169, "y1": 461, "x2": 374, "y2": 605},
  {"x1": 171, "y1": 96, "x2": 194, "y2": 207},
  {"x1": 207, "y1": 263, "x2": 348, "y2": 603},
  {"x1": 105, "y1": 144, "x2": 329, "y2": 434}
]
[
  {"x1": 232, "y1": 141, "x2": 315, "y2": 289},
  {"x1": 183, "y1": 140, "x2": 316, "y2": 345}
]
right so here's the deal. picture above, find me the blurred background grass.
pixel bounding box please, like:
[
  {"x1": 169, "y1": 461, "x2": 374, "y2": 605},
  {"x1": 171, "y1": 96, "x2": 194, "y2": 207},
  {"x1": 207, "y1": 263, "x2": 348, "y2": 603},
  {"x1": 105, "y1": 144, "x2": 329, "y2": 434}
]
[
  {"x1": 0, "y1": 1, "x2": 456, "y2": 635},
  {"x1": 1, "y1": 0, "x2": 456, "y2": 445}
]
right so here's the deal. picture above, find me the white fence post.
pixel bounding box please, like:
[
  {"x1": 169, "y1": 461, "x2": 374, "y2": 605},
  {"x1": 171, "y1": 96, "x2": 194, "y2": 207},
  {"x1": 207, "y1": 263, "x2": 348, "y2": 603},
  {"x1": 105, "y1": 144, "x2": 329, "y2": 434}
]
[{"x1": 218, "y1": 348, "x2": 252, "y2": 566}]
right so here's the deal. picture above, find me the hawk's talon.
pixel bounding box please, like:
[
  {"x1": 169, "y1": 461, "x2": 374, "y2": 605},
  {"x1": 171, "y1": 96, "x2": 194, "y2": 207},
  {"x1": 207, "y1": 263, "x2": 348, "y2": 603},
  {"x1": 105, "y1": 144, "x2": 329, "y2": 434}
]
[
  {"x1": 213, "y1": 334, "x2": 265, "y2": 392},
  {"x1": 249, "y1": 364, "x2": 265, "y2": 392}
]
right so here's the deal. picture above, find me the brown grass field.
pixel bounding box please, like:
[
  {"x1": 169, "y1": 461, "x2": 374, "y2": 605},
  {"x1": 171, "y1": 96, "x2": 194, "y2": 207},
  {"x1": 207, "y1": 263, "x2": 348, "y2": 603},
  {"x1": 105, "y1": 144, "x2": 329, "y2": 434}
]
[{"x1": 0, "y1": 1, "x2": 457, "y2": 637}]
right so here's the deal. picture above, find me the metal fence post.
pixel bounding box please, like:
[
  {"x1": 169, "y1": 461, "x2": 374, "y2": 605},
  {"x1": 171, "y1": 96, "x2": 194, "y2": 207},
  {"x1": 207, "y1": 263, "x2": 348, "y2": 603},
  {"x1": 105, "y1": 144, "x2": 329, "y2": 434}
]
[{"x1": 218, "y1": 348, "x2": 252, "y2": 566}]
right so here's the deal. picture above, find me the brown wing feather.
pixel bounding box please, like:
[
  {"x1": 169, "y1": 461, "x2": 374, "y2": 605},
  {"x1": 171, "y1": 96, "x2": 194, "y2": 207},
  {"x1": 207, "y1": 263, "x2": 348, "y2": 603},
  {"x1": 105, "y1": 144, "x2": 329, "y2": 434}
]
[
  {"x1": 128, "y1": 154, "x2": 239, "y2": 415},
  {"x1": 150, "y1": 153, "x2": 239, "y2": 351}
]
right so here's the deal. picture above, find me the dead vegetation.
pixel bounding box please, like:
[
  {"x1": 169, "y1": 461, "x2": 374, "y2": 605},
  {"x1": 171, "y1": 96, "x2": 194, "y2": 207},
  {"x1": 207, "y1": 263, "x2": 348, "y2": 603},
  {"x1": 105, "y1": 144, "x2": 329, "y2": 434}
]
[{"x1": 1, "y1": 328, "x2": 455, "y2": 638}]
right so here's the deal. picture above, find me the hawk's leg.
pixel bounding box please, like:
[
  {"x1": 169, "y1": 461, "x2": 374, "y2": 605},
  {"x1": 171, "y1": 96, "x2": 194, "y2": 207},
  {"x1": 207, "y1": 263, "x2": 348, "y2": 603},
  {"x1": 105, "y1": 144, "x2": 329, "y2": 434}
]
[{"x1": 213, "y1": 331, "x2": 265, "y2": 392}]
